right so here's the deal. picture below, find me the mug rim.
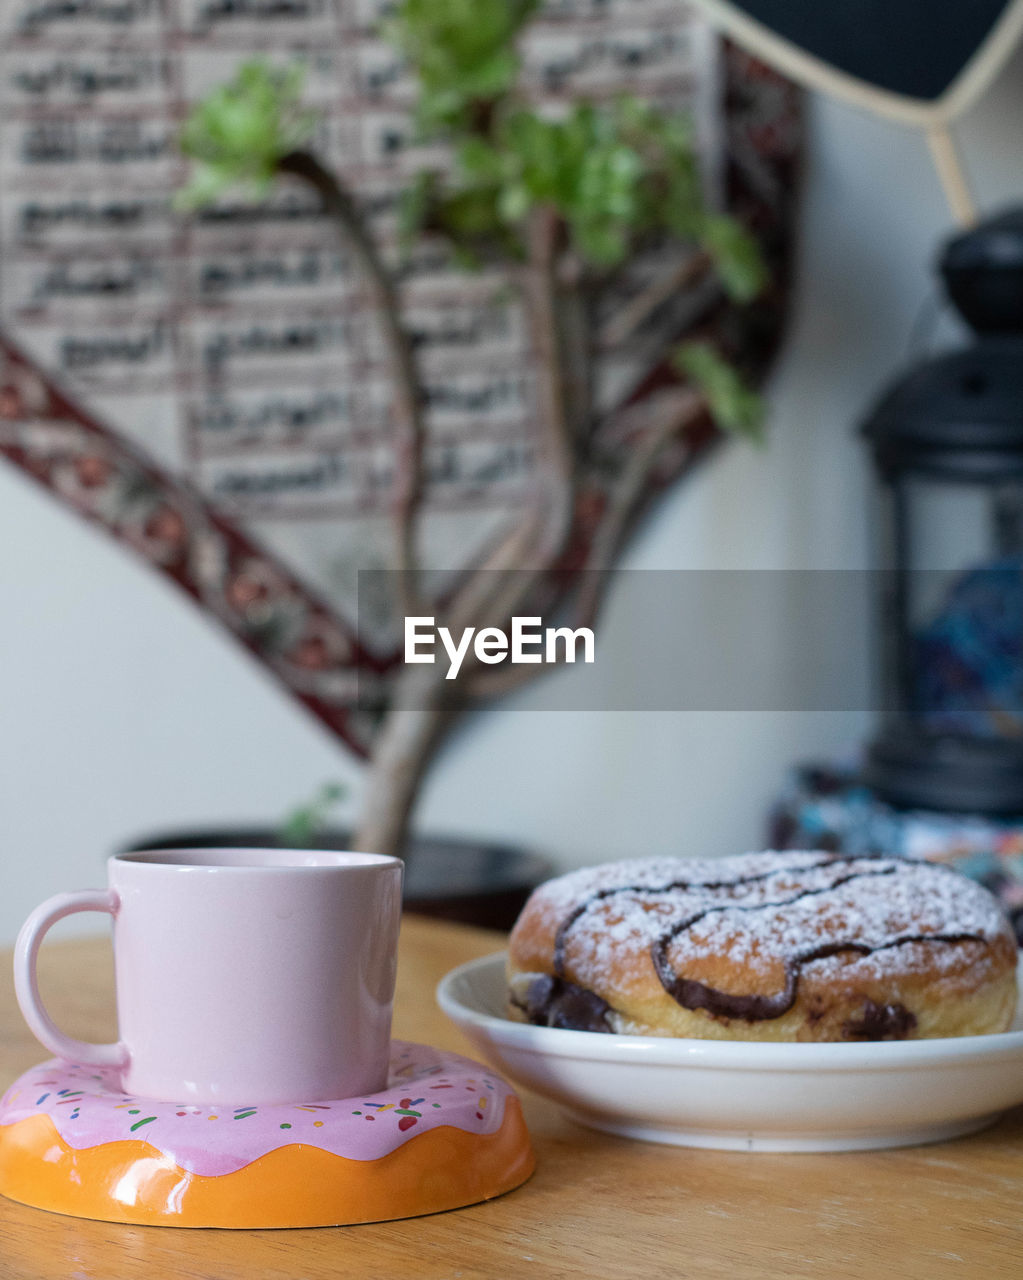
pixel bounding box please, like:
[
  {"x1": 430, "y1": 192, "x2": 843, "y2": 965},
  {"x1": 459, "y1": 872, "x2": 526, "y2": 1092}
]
[{"x1": 112, "y1": 847, "x2": 403, "y2": 871}]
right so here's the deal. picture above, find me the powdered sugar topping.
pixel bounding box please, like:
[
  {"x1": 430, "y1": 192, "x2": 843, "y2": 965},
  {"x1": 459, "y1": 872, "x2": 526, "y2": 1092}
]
[{"x1": 524, "y1": 852, "x2": 1011, "y2": 994}]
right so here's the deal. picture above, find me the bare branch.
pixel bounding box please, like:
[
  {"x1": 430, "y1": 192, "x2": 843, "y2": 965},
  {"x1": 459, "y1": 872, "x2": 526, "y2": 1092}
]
[
  {"x1": 575, "y1": 387, "x2": 705, "y2": 627},
  {"x1": 440, "y1": 205, "x2": 582, "y2": 637},
  {"x1": 554, "y1": 253, "x2": 594, "y2": 453},
  {"x1": 457, "y1": 556, "x2": 573, "y2": 699},
  {"x1": 351, "y1": 666, "x2": 452, "y2": 857},
  {"x1": 277, "y1": 150, "x2": 426, "y2": 617},
  {"x1": 462, "y1": 644, "x2": 554, "y2": 700},
  {"x1": 598, "y1": 250, "x2": 711, "y2": 348},
  {"x1": 463, "y1": 387, "x2": 706, "y2": 701},
  {"x1": 521, "y1": 205, "x2": 576, "y2": 560},
  {"x1": 441, "y1": 506, "x2": 544, "y2": 632}
]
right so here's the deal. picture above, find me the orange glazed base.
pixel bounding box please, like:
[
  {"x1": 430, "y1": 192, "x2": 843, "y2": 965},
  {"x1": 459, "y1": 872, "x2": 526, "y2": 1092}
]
[{"x1": 0, "y1": 1101, "x2": 534, "y2": 1228}]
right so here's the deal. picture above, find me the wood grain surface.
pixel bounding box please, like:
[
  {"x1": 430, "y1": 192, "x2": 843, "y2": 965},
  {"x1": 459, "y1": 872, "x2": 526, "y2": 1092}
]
[{"x1": 1, "y1": 916, "x2": 1022, "y2": 1279}]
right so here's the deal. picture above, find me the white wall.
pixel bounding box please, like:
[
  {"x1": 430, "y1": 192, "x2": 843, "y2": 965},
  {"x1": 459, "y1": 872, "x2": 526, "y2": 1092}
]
[{"x1": 2, "y1": 54, "x2": 1022, "y2": 943}]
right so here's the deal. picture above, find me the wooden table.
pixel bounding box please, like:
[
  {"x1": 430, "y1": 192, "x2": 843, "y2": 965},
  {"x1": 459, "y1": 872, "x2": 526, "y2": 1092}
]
[{"x1": 1, "y1": 917, "x2": 1021, "y2": 1279}]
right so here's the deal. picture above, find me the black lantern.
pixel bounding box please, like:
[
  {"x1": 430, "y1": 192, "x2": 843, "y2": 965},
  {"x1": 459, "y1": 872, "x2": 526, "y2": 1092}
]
[{"x1": 862, "y1": 208, "x2": 1023, "y2": 814}]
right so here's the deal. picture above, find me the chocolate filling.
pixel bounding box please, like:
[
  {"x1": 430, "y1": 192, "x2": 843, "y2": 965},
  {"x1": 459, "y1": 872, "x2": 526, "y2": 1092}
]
[
  {"x1": 516, "y1": 974, "x2": 614, "y2": 1033},
  {"x1": 551, "y1": 856, "x2": 987, "y2": 1025},
  {"x1": 842, "y1": 999, "x2": 917, "y2": 1041}
]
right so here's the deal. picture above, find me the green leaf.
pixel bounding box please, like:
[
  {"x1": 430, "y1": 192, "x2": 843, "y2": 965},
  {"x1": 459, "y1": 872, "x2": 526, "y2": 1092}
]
[
  {"x1": 497, "y1": 181, "x2": 531, "y2": 224},
  {"x1": 385, "y1": 0, "x2": 539, "y2": 132},
  {"x1": 385, "y1": 6, "x2": 773, "y2": 302},
  {"x1": 674, "y1": 342, "x2": 765, "y2": 441},
  {"x1": 700, "y1": 215, "x2": 768, "y2": 303},
  {"x1": 177, "y1": 59, "x2": 316, "y2": 210},
  {"x1": 456, "y1": 136, "x2": 505, "y2": 181},
  {"x1": 172, "y1": 163, "x2": 235, "y2": 212}
]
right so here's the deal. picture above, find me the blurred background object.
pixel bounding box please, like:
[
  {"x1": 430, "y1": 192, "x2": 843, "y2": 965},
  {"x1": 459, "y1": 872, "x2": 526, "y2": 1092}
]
[
  {"x1": 687, "y1": 0, "x2": 1023, "y2": 221},
  {"x1": 0, "y1": 0, "x2": 801, "y2": 936},
  {"x1": 682, "y1": 1, "x2": 1023, "y2": 930},
  {"x1": 772, "y1": 205, "x2": 1023, "y2": 939},
  {"x1": 125, "y1": 779, "x2": 552, "y2": 928},
  {"x1": 771, "y1": 761, "x2": 1023, "y2": 944},
  {"x1": 862, "y1": 210, "x2": 1023, "y2": 815},
  {"x1": 3, "y1": 3, "x2": 1023, "y2": 944}
]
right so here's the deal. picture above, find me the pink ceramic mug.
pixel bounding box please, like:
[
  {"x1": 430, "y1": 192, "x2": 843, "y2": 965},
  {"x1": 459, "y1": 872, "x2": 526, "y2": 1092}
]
[{"x1": 13, "y1": 848, "x2": 403, "y2": 1105}]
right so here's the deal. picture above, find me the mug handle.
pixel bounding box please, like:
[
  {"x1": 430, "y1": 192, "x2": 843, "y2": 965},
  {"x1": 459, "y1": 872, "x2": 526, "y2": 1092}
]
[{"x1": 13, "y1": 890, "x2": 129, "y2": 1069}]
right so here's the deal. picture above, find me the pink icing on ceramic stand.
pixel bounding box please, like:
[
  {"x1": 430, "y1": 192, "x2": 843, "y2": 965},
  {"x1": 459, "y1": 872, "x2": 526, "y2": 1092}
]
[{"x1": 0, "y1": 1041, "x2": 509, "y2": 1177}]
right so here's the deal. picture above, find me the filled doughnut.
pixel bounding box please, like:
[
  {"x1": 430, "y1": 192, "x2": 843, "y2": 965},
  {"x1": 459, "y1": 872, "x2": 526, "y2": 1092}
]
[{"x1": 507, "y1": 852, "x2": 1018, "y2": 1041}]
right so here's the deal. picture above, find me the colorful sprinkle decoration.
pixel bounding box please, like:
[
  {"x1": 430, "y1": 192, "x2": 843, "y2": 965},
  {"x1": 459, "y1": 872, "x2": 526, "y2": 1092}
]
[{"x1": 0, "y1": 1044, "x2": 513, "y2": 1179}]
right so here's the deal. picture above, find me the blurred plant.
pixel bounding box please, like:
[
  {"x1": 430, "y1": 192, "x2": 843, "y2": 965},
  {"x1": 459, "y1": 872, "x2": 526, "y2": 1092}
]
[
  {"x1": 176, "y1": 63, "x2": 316, "y2": 208},
  {"x1": 279, "y1": 781, "x2": 348, "y2": 848},
  {"x1": 383, "y1": 0, "x2": 540, "y2": 133},
  {"x1": 178, "y1": 0, "x2": 771, "y2": 858},
  {"x1": 405, "y1": 93, "x2": 764, "y2": 294},
  {"x1": 674, "y1": 343, "x2": 764, "y2": 440}
]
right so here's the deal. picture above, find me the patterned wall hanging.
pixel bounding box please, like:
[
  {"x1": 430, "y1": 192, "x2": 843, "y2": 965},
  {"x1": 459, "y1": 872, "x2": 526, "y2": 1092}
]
[{"x1": 0, "y1": 0, "x2": 801, "y2": 758}]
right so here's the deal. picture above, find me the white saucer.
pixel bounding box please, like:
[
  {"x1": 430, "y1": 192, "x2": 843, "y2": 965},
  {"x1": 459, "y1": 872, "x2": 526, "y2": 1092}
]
[{"x1": 437, "y1": 952, "x2": 1023, "y2": 1152}]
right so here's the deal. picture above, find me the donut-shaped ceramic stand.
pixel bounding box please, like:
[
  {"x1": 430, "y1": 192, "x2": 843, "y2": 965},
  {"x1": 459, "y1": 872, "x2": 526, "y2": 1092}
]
[{"x1": 0, "y1": 1042, "x2": 534, "y2": 1227}]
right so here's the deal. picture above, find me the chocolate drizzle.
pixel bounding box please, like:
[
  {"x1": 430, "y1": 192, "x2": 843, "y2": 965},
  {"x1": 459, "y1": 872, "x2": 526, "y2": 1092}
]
[
  {"x1": 552, "y1": 856, "x2": 865, "y2": 973},
  {"x1": 551, "y1": 855, "x2": 989, "y2": 1026},
  {"x1": 654, "y1": 932, "x2": 984, "y2": 1022}
]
